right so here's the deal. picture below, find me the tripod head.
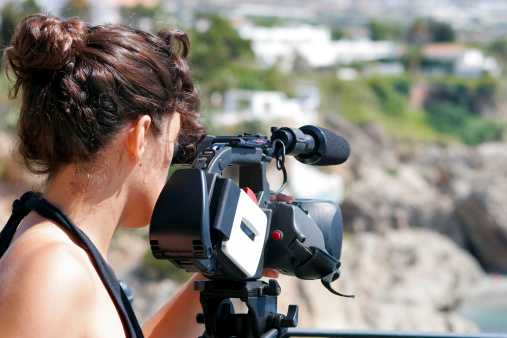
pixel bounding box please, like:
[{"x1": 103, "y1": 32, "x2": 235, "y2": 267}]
[{"x1": 195, "y1": 279, "x2": 298, "y2": 338}]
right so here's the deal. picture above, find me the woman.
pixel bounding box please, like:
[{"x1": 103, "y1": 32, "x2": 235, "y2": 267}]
[{"x1": 0, "y1": 13, "x2": 208, "y2": 337}]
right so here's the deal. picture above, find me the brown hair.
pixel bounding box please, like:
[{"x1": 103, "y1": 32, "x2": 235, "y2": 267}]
[{"x1": 4, "y1": 14, "x2": 205, "y2": 177}]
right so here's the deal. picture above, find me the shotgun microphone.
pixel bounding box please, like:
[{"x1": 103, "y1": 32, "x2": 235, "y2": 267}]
[{"x1": 271, "y1": 125, "x2": 350, "y2": 166}]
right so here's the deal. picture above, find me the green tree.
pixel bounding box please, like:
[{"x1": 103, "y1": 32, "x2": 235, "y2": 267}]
[
  {"x1": 368, "y1": 77, "x2": 409, "y2": 117},
  {"x1": 406, "y1": 18, "x2": 455, "y2": 44},
  {"x1": 331, "y1": 27, "x2": 346, "y2": 40},
  {"x1": 427, "y1": 77, "x2": 498, "y2": 115},
  {"x1": 368, "y1": 20, "x2": 403, "y2": 41},
  {"x1": 407, "y1": 18, "x2": 430, "y2": 44},
  {"x1": 487, "y1": 39, "x2": 507, "y2": 67},
  {"x1": 368, "y1": 20, "x2": 390, "y2": 41},
  {"x1": 401, "y1": 45, "x2": 423, "y2": 73},
  {"x1": 425, "y1": 101, "x2": 468, "y2": 134},
  {"x1": 0, "y1": 0, "x2": 40, "y2": 47},
  {"x1": 431, "y1": 22, "x2": 455, "y2": 42},
  {"x1": 188, "y1": 14, "x2": 255, "y2": 95},
  {"x1": 425, "y1": 100, "x2": 504, "y2": 144},
  {"x1": 189, "y1": 14, "x2": 254, "y2": 76},
  {"x1": 251, "y1": 17, "x2": 284, "y2": 27},
  {"x1": 187, "y1": 14, "x2": 289, "y2": 109}
]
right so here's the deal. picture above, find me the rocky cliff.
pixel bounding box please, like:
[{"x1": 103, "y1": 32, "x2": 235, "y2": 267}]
[{"x1": 326, "y1": 116, "x2": 507, "y2": 274}]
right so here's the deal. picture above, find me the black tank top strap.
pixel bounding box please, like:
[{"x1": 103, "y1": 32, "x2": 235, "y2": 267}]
[
  {"x1": 0, "y1": 191, "x2": 42, "y2": 258},
  {"x1": 0, "y1": 192, "x2": 144, "y2": 338}
]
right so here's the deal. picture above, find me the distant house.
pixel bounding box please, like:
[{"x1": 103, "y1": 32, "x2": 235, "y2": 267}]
[
  {"x1": 454, "y1": 49, "x2": 501, "y2": 78},
  {"x1": 422, "y1": 43, "x2": 469, "y2": 62},
  {"x1": 213, "y1": 86, "x2": 320, "y2": 126},
  {"x1": 421, "y1": 43, "x2": 501, "y2": 78}
]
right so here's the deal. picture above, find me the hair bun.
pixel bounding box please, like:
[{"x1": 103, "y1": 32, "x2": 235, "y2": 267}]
[
  {"x1": 157, "y1": 29, "x2": 191, "y2": 59},
  {"x1": 6, "y1": 14, "x2": 86, "y2": 73}
]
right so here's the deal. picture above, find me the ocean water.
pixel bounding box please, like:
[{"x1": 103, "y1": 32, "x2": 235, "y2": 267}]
[
  {"x1": 459, "y1": 301, "x2": 507, "y2": 333},
  {"x1": 458, "y1": 276, "x2": 507, "y2": 334}
]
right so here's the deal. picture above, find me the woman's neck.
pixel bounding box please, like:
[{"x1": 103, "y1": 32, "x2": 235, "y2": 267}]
[{"x1": 43, "y1": 165, "x2": 131, "y2": 258}]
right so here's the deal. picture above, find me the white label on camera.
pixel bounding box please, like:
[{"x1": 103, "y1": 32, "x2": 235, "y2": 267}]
[{"x1": 221, "y1": 190, "x2": 267, "y2": 277}]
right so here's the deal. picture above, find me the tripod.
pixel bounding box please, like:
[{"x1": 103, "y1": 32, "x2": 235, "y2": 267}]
[{"x1": 195, "y1": 279, "x2": 298, "y2": 338}]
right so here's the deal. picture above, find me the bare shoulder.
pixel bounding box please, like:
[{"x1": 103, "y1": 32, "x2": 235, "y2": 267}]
[{"x1": 0, "y1": 220, "x2": 97, "y2": 336}]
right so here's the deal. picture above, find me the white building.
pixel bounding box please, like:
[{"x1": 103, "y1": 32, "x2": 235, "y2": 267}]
[
  {"x1": 454, "y1": 49, "x2": 502, "y2": 78},
  {"x1": 421, "y1": 43, "x2": 502, "y2": 78},
  {"x1": 213, "y1": 85, "x2": 320, "y2": 126},
  {"x1": 237, "y1": 24, "x2": 400, "y2": 69}
]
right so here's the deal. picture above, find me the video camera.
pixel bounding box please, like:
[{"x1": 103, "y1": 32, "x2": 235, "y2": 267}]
[{"x1": 149, "y1": 125, "x2": 352, "y2": 337}]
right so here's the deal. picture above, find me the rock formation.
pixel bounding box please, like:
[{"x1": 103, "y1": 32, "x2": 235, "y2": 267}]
[
  {"x1": 326, "y1": 115, "x2": 507, "y2": 274},
  {"x1": 277, "y1": 228, "x2": 482, "y2": 332}
]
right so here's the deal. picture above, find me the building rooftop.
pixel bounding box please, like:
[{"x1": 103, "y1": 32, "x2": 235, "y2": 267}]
[{"x1": 422, "y1": 43, "x2": 469, "y2": 59}]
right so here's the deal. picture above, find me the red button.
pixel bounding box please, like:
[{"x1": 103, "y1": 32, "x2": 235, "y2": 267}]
[{"x1": 272, "y1": 231, "x2": 282, "y2": 241}]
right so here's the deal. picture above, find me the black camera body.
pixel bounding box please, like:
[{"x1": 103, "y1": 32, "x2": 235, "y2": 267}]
[{"x1": 149, "y1": 126, "x2": 350, "y2": 294}]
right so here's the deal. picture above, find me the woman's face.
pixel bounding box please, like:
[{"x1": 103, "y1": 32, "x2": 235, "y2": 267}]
[{"x1": 122, "y1": 112, "x2": 181, "y2": 229}]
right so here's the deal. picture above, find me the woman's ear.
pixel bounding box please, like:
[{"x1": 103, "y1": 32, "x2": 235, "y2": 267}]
[{"x1": 127, "y1": 115, "x2": 152, "y2": 162}]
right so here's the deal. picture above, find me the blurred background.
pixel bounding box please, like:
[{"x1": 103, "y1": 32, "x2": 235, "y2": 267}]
[{"x1": 0, "y1": 0, "x2": 507, "y2": 334}]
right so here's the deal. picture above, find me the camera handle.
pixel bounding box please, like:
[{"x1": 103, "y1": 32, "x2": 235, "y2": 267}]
[{"x1": 195, "y1": 279, "x2": 298, "y2": 338}]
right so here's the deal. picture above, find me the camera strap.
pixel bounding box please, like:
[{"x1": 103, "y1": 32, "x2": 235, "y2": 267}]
[
  {"x1": 0, "y1": 191, "x2": 144, "y2": 337},
  {"x1": 289, "y1": 238, "x2": 354, "y2": 298}
]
